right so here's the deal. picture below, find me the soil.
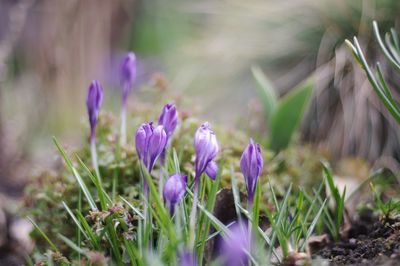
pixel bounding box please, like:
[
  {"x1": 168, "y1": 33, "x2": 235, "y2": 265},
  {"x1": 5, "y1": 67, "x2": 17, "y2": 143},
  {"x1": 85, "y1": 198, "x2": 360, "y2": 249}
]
[{"x1": 314, "y1": 210, "x2": 400, "y2": 265}]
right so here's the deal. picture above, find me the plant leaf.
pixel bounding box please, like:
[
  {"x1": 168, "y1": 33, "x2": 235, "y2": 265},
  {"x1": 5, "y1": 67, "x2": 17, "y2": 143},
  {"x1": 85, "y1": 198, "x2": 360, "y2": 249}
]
[
  {"x1": 269, "y1": 79, "x2": 313, "y2": 152},
  {"x1": 251, "y1": 65, "x2": 278, "y2": 120}
]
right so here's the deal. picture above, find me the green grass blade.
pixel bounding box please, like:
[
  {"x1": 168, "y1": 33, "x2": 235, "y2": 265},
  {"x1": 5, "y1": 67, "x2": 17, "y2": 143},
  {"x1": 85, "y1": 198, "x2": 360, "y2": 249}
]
[
  {"x1": 58, "y1": 234, "x2": 87, "y2": 255},
  {"x1": 385, "y1": 33, "x2": 400, "y2": 64},
  {"x1": 76, "y1": 154, "x2": 112, "y2": 209},
  {"x1": 351, "y1": 37, "x2": 400, "y2": 123},
  {"x1": 376, "y1": 63, "x2": 394, "y2": 101},
  {"x1": 230, "y1": 166, "x2": 242, "y2": 219},
  {"x1": 197, "y1": 166, "x2": 221, "y2": 265},
  {"x1": 252, "y1": 180, "x2": 261, "y2": 229},
  {"x1": 104, "y1": 217, "x2": 124, "y2": 265},
  {"x1": 124, "y1": 238, "x2": 143, "y2": 266},
  {"x1": 373, "y1": 21, "x2": 400, "y2": 71},
  {"x1": 300, "y1": 198, "x2": 327, "y2": 251},
  {"x1": 120, "y1": 196, "x2": 145, "y2": 220},
  {"x1": 76, "y1": 211, "x2": 100, "y2": 249},
  {"x1": 391, "y1": 28, "x2": 400, "y2": 51},
  {"x1": 141, "y1": 164, "x2": 175, "y2": 243},
  {"x1": 53, "y1": 137, "x2": 97, "y2": 210},
  {"x1": 62, "y1": 202, "x2": 89, "y2": 241},
  {"x1": 27, "y1": 217, "x2": 59, "y2": 252},
  {"x1": 173, "y1": 148, "x2": 180, "y2": 174}
]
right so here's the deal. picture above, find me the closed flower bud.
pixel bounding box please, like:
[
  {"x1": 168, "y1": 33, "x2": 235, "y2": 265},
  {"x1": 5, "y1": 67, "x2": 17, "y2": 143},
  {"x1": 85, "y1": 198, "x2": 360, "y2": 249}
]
[
  {"x1": 121, "y1": 52, "x2": 137, "y2": 102},
  {"x1": 86, "y1": 80, "x2": 103, "y2": 139},
  {"x1": 135, "y1": 122, "x2": 167, "y2": 173},
  {"x1": 163, "y1": 174, "x2": 187, "y2": 215},
  {"x1": 158, "y1": 103, "x2": 178, "y2": 165},
  {"x1": 158, "y1": 103, "x2": 178, "y2": 139},
  {"x1": 194, "y1": 122, "x2": 219, "y2": 179},
  {"x1": 240, "y1": 139, "x2": 263, "y2": 204}
]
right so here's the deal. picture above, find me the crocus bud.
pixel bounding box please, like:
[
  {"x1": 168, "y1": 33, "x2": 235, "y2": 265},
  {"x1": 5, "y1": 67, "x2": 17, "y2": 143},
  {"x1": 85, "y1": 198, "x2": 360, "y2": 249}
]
[
  {"x1": 86, "y1": 80, "x2": 104, "y2": 139},
  {"x1": 158, "y1": 103, "x2": 178, "y2": 140},
  {"x1": 221, "y1": 222, "x2": 250, "y2": 266},
  {"x1": 194, "y1": 122, "x2": 219, "y2": 180},
  {"x1": 158, "y1": 103, "x2": 178, "y2": 165},
  {"x1": 135, "y1": 122, "x2": 167, "y2": 173},
  {"x1": 163, "y1": 174, "x2": 187, "y2": 215},
  {"x1": 240, "y1": 139, "x2": 263, "y2": 204},
  {"x1": 121, "y1": 52, "x2": 137, "y2": 103}
]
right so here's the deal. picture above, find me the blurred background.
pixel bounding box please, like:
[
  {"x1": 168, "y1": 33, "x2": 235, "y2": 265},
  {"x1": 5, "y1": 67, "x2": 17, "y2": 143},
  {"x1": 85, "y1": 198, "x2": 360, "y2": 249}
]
[{"x1": 1, "y1": 0, "x2": 400, "y2": 197}]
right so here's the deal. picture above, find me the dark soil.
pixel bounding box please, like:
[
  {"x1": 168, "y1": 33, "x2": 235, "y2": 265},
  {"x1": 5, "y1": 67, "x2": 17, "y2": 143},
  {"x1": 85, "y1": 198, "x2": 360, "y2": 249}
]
[{"x1": 314, "y1": 211, "x2": 400, "y2": 265}]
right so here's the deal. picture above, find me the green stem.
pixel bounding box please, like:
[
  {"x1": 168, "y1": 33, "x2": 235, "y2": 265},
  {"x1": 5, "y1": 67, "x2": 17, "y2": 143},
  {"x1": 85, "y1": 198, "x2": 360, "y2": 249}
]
[
  {"x1": 120, "y1": 102, "x2": 127, "y2": 146},
  {"x1": 189, "y1": 177, "x2": 200, "y2": 250},
  {"x1": 90, "y1": 136, "x2": 101, "y2": 181}
]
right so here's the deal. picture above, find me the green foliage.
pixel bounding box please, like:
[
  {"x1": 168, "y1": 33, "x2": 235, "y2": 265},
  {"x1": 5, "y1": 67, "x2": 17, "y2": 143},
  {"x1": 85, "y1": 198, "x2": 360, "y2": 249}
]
[
  {"x1": 346, "y1": 21, "x2": 400, "y2": 124},
  {"x1": 371, "y1": 183, "x2": 400, "y2": 220},
  {"x1": 24, "y1": 88, "x2": 332, "y2": 265},
  {"x1": 321, "y1": 162, "x2": 346, "y2": 241},
  {"x1": 27, "y1": 129, "x2": 332, "y2": 265},
  {"x1": 252, "y1": 67, "x2": 314, "y2": 152}
]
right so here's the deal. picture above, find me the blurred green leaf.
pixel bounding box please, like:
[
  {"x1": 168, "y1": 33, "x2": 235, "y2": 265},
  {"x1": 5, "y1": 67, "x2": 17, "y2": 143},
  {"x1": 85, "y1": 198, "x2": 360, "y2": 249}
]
[
  {"x1": 269, "y1": 79, "x2": 313, "y2": 152},
  {"x1": 251, "y1": 66, "x2": 278, "y2": 120}
]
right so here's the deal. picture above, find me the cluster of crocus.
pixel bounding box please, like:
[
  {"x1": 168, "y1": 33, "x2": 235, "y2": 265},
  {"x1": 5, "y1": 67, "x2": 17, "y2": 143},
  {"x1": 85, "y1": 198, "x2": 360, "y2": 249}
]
[
  {"x1": 120, "y1": 52, "x2": 137, "y2": 145},
  {"x1": 135, "y1": 103, "x2": 179, "y2": 194},
  {"x1": 86, "y1": 80, "x2": 104, "y2": 178},
  {"x1": 83, "y1": 52, "x2": 266, "y2": 264}
]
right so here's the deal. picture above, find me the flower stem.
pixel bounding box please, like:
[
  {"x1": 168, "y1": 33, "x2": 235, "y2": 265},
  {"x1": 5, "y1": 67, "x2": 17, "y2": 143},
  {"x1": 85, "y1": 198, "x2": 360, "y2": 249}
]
[
  {"x1": 90, "y1": 134, "x2": 101, "y2": 180},
  {"x1": 248, "y1": 197, "x2": 253, "y2": 260},
  {"x1": 120, "y1": 102, "x2": 127, "y2": 146},
  {"x1": 189, "y1": 176, "x2": 200, "y2": 250},
  {"x1": 159, "y1": 166, "x2": 167, "y2": 202}
]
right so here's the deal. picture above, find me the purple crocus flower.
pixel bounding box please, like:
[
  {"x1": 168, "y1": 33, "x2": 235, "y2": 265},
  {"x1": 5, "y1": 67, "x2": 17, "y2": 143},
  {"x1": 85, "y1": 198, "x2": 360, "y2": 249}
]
[
  {"x1": 240, "y1": 139, "x2": 263, "y2": 205},
  {"x1": 120, "y1": 52, "x2": 137, "y2": 145},
  {"x1": 86, "y1": 80, "x2": 103, "y2": 178},
  {"x1": 194, "y1": 122, "x2": 219, "y2": 180},
  {"x1": 121, "y1": 52, "x2": 137, "y2": 103},
  {"x1": 158, "y1": 103, "x2": 178, "y2": 165},
  {"x1": 190, "y1": 122, "x2": 219, "y2": 248},
  {"x1": 221, "y1": 222, "x2": 250, "y2": 266},
  {"x1": 163, "y1": 173, "x2": 187, "y2": 215},
  {"x1": 158, "y1": 103, "x2": 178, "y2": 140},
  {"x1": 86, "y1": 80, "x2": 104, "y2": 140},
  {"x1": 135, "y1": 122, "x2": 167, "y2": 173}
]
